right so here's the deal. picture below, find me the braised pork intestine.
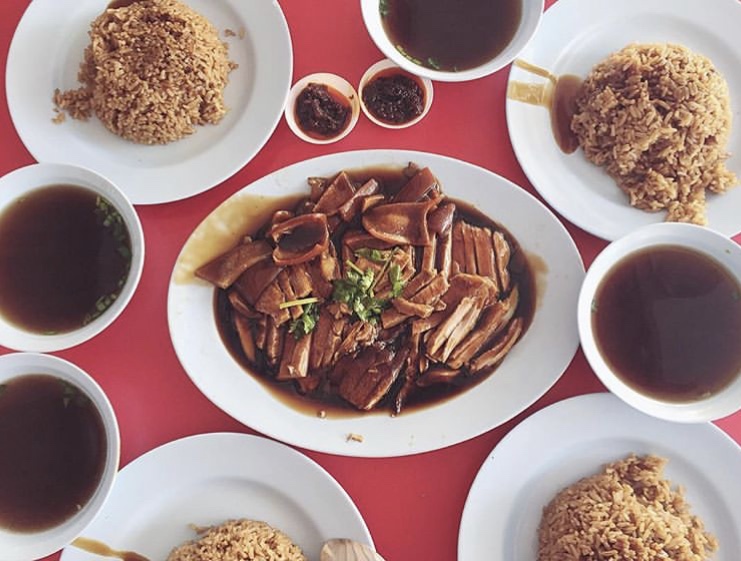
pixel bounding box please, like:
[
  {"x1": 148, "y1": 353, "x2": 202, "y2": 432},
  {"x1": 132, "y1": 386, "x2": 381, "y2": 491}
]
[{"x1": 196, "y1": 164, "x2": 533, "y2": 414}]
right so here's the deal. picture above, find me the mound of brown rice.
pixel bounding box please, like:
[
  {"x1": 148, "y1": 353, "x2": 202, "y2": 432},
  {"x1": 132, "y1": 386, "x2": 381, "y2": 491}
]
[
  {"x1": 538, "y1": 455, "x2": 717, "y2": 561},
  {"x1": 53, "y1": 0, "x2": 237, "y2": 145},
  {"x1": 166, "y1": 519, "x2": 307, "y2": 561},
  {"x1": 571, "y1": 43, "x2": 736, "y2": 225}
]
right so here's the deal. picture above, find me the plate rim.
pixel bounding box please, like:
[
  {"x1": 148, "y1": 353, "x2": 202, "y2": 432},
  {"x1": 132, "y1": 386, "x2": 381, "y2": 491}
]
[
  {"x1": 5, "y1": 0, "x2": 293, "y2": 205},
  {"x1": 457, "y1": 392, "x2": 741, "y2": 560},
  {"x1": 505, "y1": 0, "x2": 741, "y2": 241},
  {"x1": 59, "y1": 431, "x2": 373, "y2": 560}
]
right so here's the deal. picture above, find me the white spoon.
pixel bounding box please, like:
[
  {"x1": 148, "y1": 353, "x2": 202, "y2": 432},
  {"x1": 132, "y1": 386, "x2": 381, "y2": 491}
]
[{"x1": 320, "y1": 539, "x2": 387, "y2": 561}]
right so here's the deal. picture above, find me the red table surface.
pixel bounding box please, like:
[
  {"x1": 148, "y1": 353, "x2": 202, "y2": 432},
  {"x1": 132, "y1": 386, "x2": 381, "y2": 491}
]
[{"x1": 1, "y1": 1, "x2": 740, "y2": 560}]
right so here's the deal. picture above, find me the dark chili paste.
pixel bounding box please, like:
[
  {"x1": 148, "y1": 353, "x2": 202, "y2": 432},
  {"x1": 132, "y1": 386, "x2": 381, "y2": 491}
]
[
  {"x1": 294, "y1": 83, "x2": 350, "y2": 139},
  {"x1": 362, "y1": 73, "x2": 425, "y2": 124}
]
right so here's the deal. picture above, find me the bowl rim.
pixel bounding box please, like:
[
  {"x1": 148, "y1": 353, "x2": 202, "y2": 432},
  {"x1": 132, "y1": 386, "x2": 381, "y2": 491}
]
[
  {"x1": 577, "y1": 222, "x2": 741, "y2": 422},
  {"x1": 358, "y1": 58, "x2": 434, "y2": 129},
  {"x1": 359, "y1": 0, "x2": 545, "y2": 82},
  {"x1": 0, "y1": 352, "x2": 120, "y2": 561},
  {"x1": 0, "y1": 162, "x2": 145, "y2": 352},
  {"x1": 284, "y1": 72, "x2": 361, "y2": 144}
]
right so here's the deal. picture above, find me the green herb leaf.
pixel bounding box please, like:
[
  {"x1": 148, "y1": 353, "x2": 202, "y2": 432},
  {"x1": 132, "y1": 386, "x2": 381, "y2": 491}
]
[
  {"x1": 333, "y1": 261, "x2": 386, "y2": 324},
  {"x1": 288, "y1": 302, "x2": 320, "y2": 339},
  {"x1": 395, "y1": 45, "x2": 423, "y2": 67},
  {"x1": 379, "y1": 0, "x2": 390, "y2": 17}
]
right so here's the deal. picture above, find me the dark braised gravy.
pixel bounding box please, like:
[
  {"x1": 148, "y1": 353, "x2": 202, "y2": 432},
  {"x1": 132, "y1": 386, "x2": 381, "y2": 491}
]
[
  {"x1": 381, "y1": 0, "x2": 522, "y2": 72},
  {"x1": 593, "y1": 246, "x2": 741, "y2": 402},
  {"x1": 0, "y1": 185, "x2": 131, "y2": 334},
  {"x1": 0, "y1": 375, "x2": 107, "y2": 532}
]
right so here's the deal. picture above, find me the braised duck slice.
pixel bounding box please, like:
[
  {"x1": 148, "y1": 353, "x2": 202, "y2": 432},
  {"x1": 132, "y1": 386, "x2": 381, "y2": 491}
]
[
  {"x1": 268, "y1": 213, "x2": 329, "y2": 266},
  {"x1": 416, "y1": 366, "x2": 461, "y2": 387},
  {"x1": 233, "y1": 259, "x2": 283, "y2": 306},
  {"x1": 493, "y1": 231, "x2": 512, "y2": 292},
  {"x1": 336, "y1": 346, "x2": 409, "y2": 410},
  {"x1": 421, "y1": 235, "x2": 438, "y2": 273},
  {"x1": 426, "y1": 293, "x2": 487, "y2": 363},
  {"x1": 469, "y1": 317, "x2": 524, "y2": 374},
  {"x1": 313, "y1": 171, "x2": 355, "y2": 215},
  {"x1": 381, "y1": 272, "x2": 449, "y2": 329},
  {"x1": 428, "y1": 202, "x2": 456, "y2": 236},
  {"x1": 195, "y1": 239, "x2": 272, "y2": 289},
  {"x1": 362, "y1": 200, "x2": 437, "y2": 246},
  {"x1": 277, "y1": 332, "x2": 312, "y2": 380},
  {"x1": 337, "y1": 179, "x2": 380, "y2": 222},
  {"x1": 472, "y1": 225, "x2": 496, "y2": 279},
  {"x1": 437, "y1": 230, "x2": 453, "y2": 277},
  {"x1": 336, "y1": 320, "x2": 379, "y2": 358},
  {"x1": 233, "y1": 314, "x2": 257, "y2": 364},
  {"x1": 265, "y1": 317, "x2": 285, "y2": 369},
  {"x1": 309, "y1": 306, "x2": 348, "y2": 372},
  {"x1": 393, "y1": 167, "x2": 439, "y2": 202},
  {"x1": 227, "y1": 290, "x2": 261, "y2": 319},
  {"x1": 447, "y1": 285, "x2": 519, "y2": 370}
]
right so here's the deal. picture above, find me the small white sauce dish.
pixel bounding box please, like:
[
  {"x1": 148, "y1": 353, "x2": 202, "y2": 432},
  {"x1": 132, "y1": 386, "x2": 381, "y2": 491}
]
[
  {"x1": 360, "y1": 0, "x2": 543, "y2": 82},
  {"x1": 0, "y1": 352, "x2": 120, "y2": 561},
  {"x1": 0, "y1": 163, "x2": 145, "y2": 352},
  {"x1": 284, "y1": 72, "x2": 361, "y2": 144},
  {"x1": 578, "y1": 222, "x2": 741, "y2": 422},
  {"x1": 358, "y1": 59, "x2": 433, "y2": 129}
]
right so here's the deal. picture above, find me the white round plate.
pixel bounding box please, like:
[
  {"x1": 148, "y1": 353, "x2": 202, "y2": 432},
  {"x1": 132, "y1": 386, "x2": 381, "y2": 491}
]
[
  {"x1": 6, "y1": 0, "x2": 292, "y2": 205},
  {"x1": 167, "y1": 149, "x2": 584, "y2": 457},
  {"x1": 506, "y1": 0, "x2": 741, "y2": 240},
  {"x1": 59, "y1": 433, "x2": 372, "y2": 561},
  {"x1": 458, "y1": 393, "x2": 741, "y2": 561}
]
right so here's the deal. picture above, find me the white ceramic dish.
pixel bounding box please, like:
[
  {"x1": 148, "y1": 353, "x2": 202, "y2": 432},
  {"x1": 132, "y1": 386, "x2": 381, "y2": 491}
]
[
  {"x1": 284, "y1": 73, "x2": 360, "y2": 144},
  {"x1": 358, "y1": 59, "x2": 433, "y2": 129},
  {"x1": 0, "y1": 353, "x2": 120, "y2": 561},
  {"x1": 578, "y1": 222, "x2": 741, "y2": 422},
  {"x1": 167, "y1": 149, "x2": 584, "y2": 457},
  {"x1": 458, "y1": 392, "x2": 741, "y2": 561},
  {"x1": 6, "y1": 0, "x2": 292, "y2": 205},
  {"x1": 360, "y1": 0, "x2": 543, "y2": 82},
  {"x1": 59, "y1": 433, "x2": 372, "y2": 561},
  {"x1": 0, "y1": 163, "x2": 144, "y2": 352},
  {"x1": 506, "y1": 0, "x2": 741, "y2": 240}
]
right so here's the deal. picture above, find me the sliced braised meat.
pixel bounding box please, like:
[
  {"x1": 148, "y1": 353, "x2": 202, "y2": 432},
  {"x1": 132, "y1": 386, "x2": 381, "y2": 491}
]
[
  {"x1": 360, "y1": 194, "x2": 385, "y2": 213},
  {"x1": 437, "y1": 230, "x2": 453, "y2": 277},
  {"x1": 469, "y1": 317, "x2": 523, "y2": 374},
  {"x1": 268, "y1": 213, "x2": 329, "y2": 266},
  {"x1": 336, "y1": 346, "x2": 409, "y2": 410},
  {"x1": 362, "y1": 200, "x2": 436, "y2": 246},
  {"x1": 447, "y1": 286, "x2": 519, "y2": 369},
  {"x1": 227, "y1": 290, "x2": 261, "y2": 319},
  {"x1": 309, "y1": 308, "x2": 348, "y2": 372},
  {"x1": 233, "y1": 314, "x2": 257, "y2": 364},
  {"x1": 425, "y1": 293, "x2": 487, "y2": 363},
  {"x1": 233, "y1": 259, "x2": 283, "y2": 306},
  {"x1": 277, "y1": 332, "x2": 312, "y2": 380},
  {"x1": 393, "y1": 167, "x2": 438, "y2": 202},
  {"x1": 416, "y1": 366, "x2": 461, "y2": 387},
  {"x1": 336, "y1": 320, "x2": 378, "y2": 358},
  {"x1": 307, "y1": 177, "x2": 327, "y2": 202},
  {"x1": 256, "y1": 284, "x2": 290, "y2": 326},
  {"x1": 255, "y1": 316, "x2": 268, "y2": 350},
  {"x1": 381, "y1": 272, "x2": 449, "y2": 329},
  {"x1": 195, "y1": 240, "x2": 272, "y2": 289},
  {"x1": 337, "y1": 179, "x2": 379, "y2": 222},
  {"x1": 472, "y1": 225, "x2": 496, "y2": 278},
  {"x1": 421, "y1": 235, "x2": 437, "y2": 273},
  {"x1": 460, "y1": 222, "x2": 478, "y2": 274},
  {"x1": 313, "y1": 171, "x2": 355, "y2": 216},
  {"x1": 493, "y1": 231, "x2": 512, "y2": 292},
  {"x1": 288, "y1": 263, "x2": 313, "y2": 299},
  {"x1": 428, "y1": 202, "x2": 456, "y2": 236},
  {"x1": 265, "y1": 317, "x2": 285, "y2": 368}
]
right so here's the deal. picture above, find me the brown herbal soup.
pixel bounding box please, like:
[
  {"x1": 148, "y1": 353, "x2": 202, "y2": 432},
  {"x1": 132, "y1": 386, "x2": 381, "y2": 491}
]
[
  {"x1": 0, "y1": 185, "x2": 132, "y2": 334},
  {"x1": 381, "y1": 0, "x2": 522, "y2": 72},
  {"x1": 592, "y1": 245, "x2": 741, "y2": 402},
  {"x1": 0, "y1": 375, "x2": 107, "y2": 532}
]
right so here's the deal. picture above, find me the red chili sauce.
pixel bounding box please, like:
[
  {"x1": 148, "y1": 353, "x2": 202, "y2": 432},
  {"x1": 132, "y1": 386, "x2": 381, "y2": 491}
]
[
  {"x1": 294, "y1": 83, "x2": 351, "y2": 139},
  {"x1": 362, "y1": 70, "x2": 425, "y2": 125}
]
